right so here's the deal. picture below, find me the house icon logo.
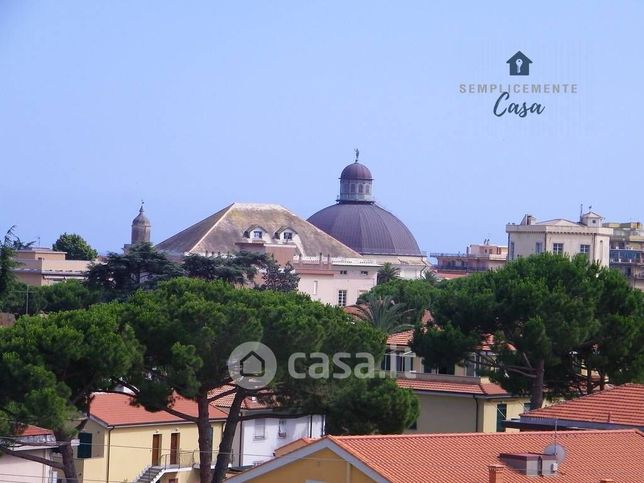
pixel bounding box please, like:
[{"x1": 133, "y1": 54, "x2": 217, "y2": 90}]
[
  {"x1": 507, "y1": 51, "x2": 532, "y2": 76},
  {"x1": 240, "y1": 351, "x2": 265, "y2": 378},
  {"x1": 227, "y1": 341, "x2": 277, "y2": 390}
]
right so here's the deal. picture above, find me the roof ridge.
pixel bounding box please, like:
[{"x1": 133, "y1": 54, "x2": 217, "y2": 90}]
[
  {"x1": 192, "y1": 202, "x2": 235, "y2": 251},
  {"x1": 330, "y1": 428, "x2": 641, "y2": 441}
]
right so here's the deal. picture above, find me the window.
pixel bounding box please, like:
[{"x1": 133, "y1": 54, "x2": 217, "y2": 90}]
[
  {"x1": 552, "y1": 243, "x2": 564, "y2": 255},
  {"x1": 253, "y1": 230, "x2": 263, "y2": 239},
  {"x1": 358, "y1": 184, "x2": 364, "y2": 194},
  {"x1": 339, "y1": 270, "x2": 347, "y2": 275},
  {"x1": 496, "y1": 403, "x2": 507, "y2": 432},
  {"x1": 337, "y1": 290, "x2": 347, "y2": 307},
  {"x1": 282, "y1": 231, "x2": 293, "y2": 240},
  {"x1": 396, "y1": 352, "x2": 413, "y2": 372},
  {"x1": 580, "y1": 244, "x2": 590, "y2": 255},
  {"x1": 254, "y1": 418, "x2": 265, "y2": 440},
  {"x1": 509, "y1": 241, "x2": 515, "y2": 260},
  {"x1": 278, "y1": 419, "x2": 287, "y2": 438},
  {"x1": 77, "y1": 432, "x2": 92, "y2": 459},
  {"x1": 313, "y1": 280, "x2": 318, "y2": 295},
  {"x1": 360, "y1": 270, "x2": 369, "y2": 276},
  {"x1": 381, "y1": 350, "x2": 392, "y2": 371},
  {"x1": 523, "y1": 402, "x2": 532, "y2": 414},
  {"x1": 535, "y1": 242, "x2": 543, "y2": 254}
]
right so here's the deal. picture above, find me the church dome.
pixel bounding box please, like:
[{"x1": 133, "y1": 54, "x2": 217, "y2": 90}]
[
  {"x1": 308, "y1": 153, "x2": 422, "y2": 257},
  {"x1": 308, "y1": 203, "x2": 422, "y2": 256},
  {"x1": 340, "y1": 162, "x2": 373, "y2": 181}
]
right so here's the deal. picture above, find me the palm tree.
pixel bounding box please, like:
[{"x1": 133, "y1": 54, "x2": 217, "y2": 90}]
[
  {"x1": 377, "y1": 262, "x2": 400, "y2": 285},
  {"x1": 353, "y1": 294, "x2": 414, "y2": 334},
  {"x1": 422, "y1": 269, "x2": 439, "y2": 285}
]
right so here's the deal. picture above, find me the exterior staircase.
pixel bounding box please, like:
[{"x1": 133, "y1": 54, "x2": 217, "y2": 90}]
[{"x1": 134, "y1": 466, "x2": 165, "y2": 483}]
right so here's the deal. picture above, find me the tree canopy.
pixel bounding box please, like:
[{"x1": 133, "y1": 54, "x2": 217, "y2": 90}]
[
  {"x1": 359, "y1": 278, "x2": 436, "y2": 325},
  {"x1": 411, "y1": 254, "x2": 644, "y2": 409},
  {"x1": 52, "y1": 233, "x2": 98, "y2": 260},
  {"x1": 119, "y1": 277, "x2": 415, "y2": 483},
  {"x1": 377, "y1": 262, "x2": 400, "y2": 284},
  {"x1": 85, "y1": 242, "x2": 184, "y2": 300},
  {"x1": 0, "y1": 304, "x2": 141, "y2": 480}
]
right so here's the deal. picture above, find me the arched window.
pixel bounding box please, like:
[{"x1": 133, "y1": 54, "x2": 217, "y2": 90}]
[
  {"x1": 365, "y1": 184, "x2": 371, "y2": 194},
  {"x1": 350, "y1": 184, "x2": 356, "y2": 193},
  {"x1": 358, "y1": 184, "x2": 364, "y2": 194}
]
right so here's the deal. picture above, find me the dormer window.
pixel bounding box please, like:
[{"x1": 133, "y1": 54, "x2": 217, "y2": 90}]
[
  {"x1": 253, "y1": 230, "x2": 263, "y2": 239},
  {"x1": 283, "y1": 231, "x2": 293, "y2": 240}
]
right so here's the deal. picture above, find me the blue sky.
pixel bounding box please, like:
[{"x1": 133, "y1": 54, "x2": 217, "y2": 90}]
[{"x1": 1, "y1": 1, "x2": 642, "y2": 254}]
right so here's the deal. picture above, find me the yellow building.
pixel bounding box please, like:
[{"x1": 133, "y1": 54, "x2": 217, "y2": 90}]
[
  {"x1": 12, "y1": 247, "x2": 91, "y2": 286},
  {"x1": 226, "y1": 430, "x2": 644, "y2": 483},
  {"x1": 384, "y1": 330, "x2": 530, "y2": 433},
  {"x1": 74, "y1": 392, "x2": 226, "y2": 483}
]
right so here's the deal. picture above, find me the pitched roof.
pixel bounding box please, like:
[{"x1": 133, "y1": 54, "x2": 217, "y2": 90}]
[
  {"x1": 327, "y1": 430, "x2": 644, "y2": 483},
  {"x1": 229, "y1": 430, "x2": 644, "y2": 483},
  {"x1": 386, "y1": 329, "x2": 414, "y2": 346},
  {"x1": 89, "y1": 392, "x2": 227, "y2": 427},
  {"x1": 156, "y1": 202, "x2": 361, "y2": 258},
  {"x1": 521, "y1": 383, "x2": 644, "y2": 428},
  {"x1": 396, "y1": 376, "x2": 510, "y2": 397},
  {"x1": 20, "y1": 425, "x2": 53, "y2": 437}
]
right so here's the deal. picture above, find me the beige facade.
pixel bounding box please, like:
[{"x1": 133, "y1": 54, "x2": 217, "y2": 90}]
[
  {"x1": 506, "y1": 212, "x2": 612, "y2": 267},
  {"x1": 293, "y1": 255, "x2": 378, "y2": 306},
  {"x1": 12, "y1": 248, "x2": 92, "y2": 286},
  {"x1": 432, "y1": 241, "x2": 508, "y2": 276},
  {"x1": 408, "y1": 390, "x2": 527, "y2": 434},
  {"x1": 75, "y1": 418, "x2": 224, "y2": 483}
]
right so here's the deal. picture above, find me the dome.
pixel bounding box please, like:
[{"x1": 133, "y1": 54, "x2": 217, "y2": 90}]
[
  {"x1": 132, "y1": 206, "x2": 150, "y2": 226},
  {"x1": 307, "y1": 203, "x2": 422, "y2": 256},
  {"x1": 340, "y1": 162, "x2": 373, "y2": 181}
]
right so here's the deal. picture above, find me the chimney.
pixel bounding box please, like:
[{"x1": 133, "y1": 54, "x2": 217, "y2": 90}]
[{"x1": 488, "y1": 464, "x2": 505, "y2": 483}]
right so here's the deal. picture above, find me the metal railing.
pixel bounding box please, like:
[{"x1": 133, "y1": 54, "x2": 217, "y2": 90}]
[{"x1": 156, "y1": 450, "x2": 195, "y2": 469}]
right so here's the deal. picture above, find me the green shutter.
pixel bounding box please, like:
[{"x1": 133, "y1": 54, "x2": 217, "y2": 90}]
[{"x1": 77, "y1": 432, "x2": 92, "y2": 458}]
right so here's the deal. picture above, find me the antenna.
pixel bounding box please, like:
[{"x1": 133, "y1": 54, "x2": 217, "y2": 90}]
[
  {"x1": 580, "y1": 203, "x2": 583, "y2": 219},
  {"x1": 544, "y1": 418, "x2": 567, "y2": 465}
]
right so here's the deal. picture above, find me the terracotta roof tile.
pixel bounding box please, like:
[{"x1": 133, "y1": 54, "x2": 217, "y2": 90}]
[
  {"x1": 19, "y1": 425, "x2": 53, "y2": 437},
  {"x1": 386, "y1": 329, "x2": 414, "y2": 346},
  {"x1": 396, "y1": 376, "x2": 510, "y2": 397},
  {"x1": 523, "y1": 383, "x2": 644, "y2": 427},
  {"x1": 89, "y1": 392, "x2": 227, "y2": 427},
  {"x1": 327, "y1": 430, "x2": 644, "y2": 483}
]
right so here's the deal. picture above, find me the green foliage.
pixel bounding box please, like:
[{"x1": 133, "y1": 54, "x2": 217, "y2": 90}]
[
  {"x1": 0, "y1": 280, "x2": 100, "y2": 316},
  {"x1": 325, "y1": 377, "x2": 418, "y2": 435},
  {"x1": 0, "y1": 304, "x2": 142, "y2": 474},
  {"x1": 86, "y1": 242, "x2": 183, "y2": 300},
  {"x1": 183, "y1": 251, "x2": 270, "y2": 285},
  {"x1": 52, "y1": 233, "x2": 98, "y2": 260},
  {"x1": 377, "y1": 263, "x2": 400, "y2": 285},
  {"x1": 359, "y1": 278, "x2": 436, "y2": 324},
  {"x1": 413, "y1": 253, "x2": 644, "y2": 407},
  {"x1": 0, "y1": 227, "x2": 19, "y2": 298},
  {"x1": 353, "y1": 294, "x2": 415, "y2": 334},
  {"x1": 261, "y1": 261, "x2": 300, "y2": 292}
]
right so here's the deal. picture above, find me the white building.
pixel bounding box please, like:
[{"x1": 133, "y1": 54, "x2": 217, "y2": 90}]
[
  {"x1": 231, "y1": 412, "x2": 325, "y2": 467},
  {"x1": 0, "y1": 426, "x2": 58, "y2": 483},
  {"x1": 506, "y1": 211, "x2": 613, "y2": 267}
]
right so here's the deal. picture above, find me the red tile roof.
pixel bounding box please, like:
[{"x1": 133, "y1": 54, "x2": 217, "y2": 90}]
[
  {"x1": 89, "y1": 392, "x2": 227, "y2": 427},
  {"x1": 19, "y1": 425, "x2": 53, "y2": 437},
  {"x1": 327, "y1": 430, "x2": 644, "y2": 483},
  {"x1": 209, "y1": 385, "x2": 268, "y2": 410},
  {"x1": 522, "y1": 383, "x2": 644, "y2": 427},
  {"x1": 386, "y1": 329, "x2": 414, "y2": 346},
  {"x1": 396, "y1": 375, "x2": 510, "y2": 397}
]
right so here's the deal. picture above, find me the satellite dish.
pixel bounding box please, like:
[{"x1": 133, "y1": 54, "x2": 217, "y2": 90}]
[{"x1": 543, "y1": 443, "x2": 567, "y2": 464}]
